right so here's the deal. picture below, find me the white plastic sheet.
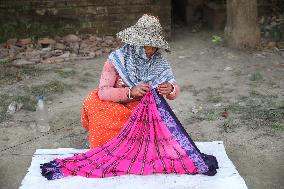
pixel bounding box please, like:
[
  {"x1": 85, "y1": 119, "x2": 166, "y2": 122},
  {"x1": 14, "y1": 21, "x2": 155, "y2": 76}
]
[{"x1": 20, "y1": 141, "x2": 248, "y2": 189}]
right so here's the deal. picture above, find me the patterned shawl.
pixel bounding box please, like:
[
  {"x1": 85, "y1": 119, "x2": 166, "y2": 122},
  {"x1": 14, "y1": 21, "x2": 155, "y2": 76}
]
[{"x1": 108, "y1": 44, "x2": 175, "y2": 88}]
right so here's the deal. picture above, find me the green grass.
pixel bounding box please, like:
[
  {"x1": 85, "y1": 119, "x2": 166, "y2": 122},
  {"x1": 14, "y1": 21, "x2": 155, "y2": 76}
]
[
  {"x1": 192, "y1": 86, "x2": 223, "y2": 103},
  {"x1": 241, "y1": 107, "x2": 283, "y2": 129},
  {"x1": 191, "y1": 86, "x2": 214, "y2": 96},
  {"x1": 271, "y1": 122, "x2": 284, "y2": 131},
  {"x1": 186, "y1": 108, "x2": 221, "y2": 125},
  {"x1": 83, "y1": 72, "x2": 93, "y2": 77},
  {"x1": 249, "y1": 90, "x2": 278, "y2": 99},
  {"x1": 186, "y1": 115, "x2": 205, "y2": 124},
  {"x1": 191, "y1": 88, "x2": 200, "y2": 96},
  {"x1": 226, "y1": 101, "x2": 283, "y2": 131},
  {"x1": 204, "y1": 110, "x2": 220, "y2": 121},
  {"x1": 233, "y1": 70, "x2": 243, "y2": 76},
  {"x1": 206, "y1": 93, "x2": 222, "y2": 103},
  {"x1": 0, "y1": 94, "x2": 12, "y2": 122},
  {"x1": 0, "y1": 80, "x2": 71, "y2": 123},
  {"x1": 278, "y1": 99, "x2": 284, "y2": 108},
  {"x1": 250, "y1": 72, "x2": 264, "y2": 81},
  {"x1": 25, "y1": 80, "x2": 71, "y2": 96},
  {"x1": 0, "y1": 65, "x2": 46, "y2": 85},
  {"x1": 224, "y1": 90, "x2": 283, "y2": 131},
  {"x1": 250, "y1": 90, "x2": 265, "y2": 97},
  {"x1": 18, "y1": 66, "x2": 45, "y2": 77},
  {"x1": 56, "y1": 69, "x2": 76, "y2": 78},
  {"x1": 0, "y1": 59, "x2": 12, "y2": 65},
  {"x1": 0, "y1": 93, "x2": 38, "y2": 123},
  {"x1": 248, "y1": 90, "x2": 278, "y2": 107},
  {"x1": 266, "y1": 80, "x2": 279, "y2": 88},
  {"x1": 220, "y1": 118, "x2": 237, "y2": 133},
  {"x1": 13, "y1": 95, "x2": 37, "y2": 111},
  {"x1": 237, "y1": 95, "x2": 249, "y2": 101},
  {"x1": 225, "y1": 102, "x2": 243, "y2": 114},
  {"x1": 78, "y1": 76, "x2": 94, "y2": 83}
]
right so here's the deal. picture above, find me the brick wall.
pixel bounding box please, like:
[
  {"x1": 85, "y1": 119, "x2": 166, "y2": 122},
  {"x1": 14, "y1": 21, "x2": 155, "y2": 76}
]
[{"x1": 0, "y1": 0, "x2": 171, "y2": 42}]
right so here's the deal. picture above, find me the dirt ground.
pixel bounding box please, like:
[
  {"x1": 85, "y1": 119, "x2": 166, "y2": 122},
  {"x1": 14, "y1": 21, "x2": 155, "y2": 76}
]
[{"x1": 0, "y1": 29, "x2": 283, "y2": 189}]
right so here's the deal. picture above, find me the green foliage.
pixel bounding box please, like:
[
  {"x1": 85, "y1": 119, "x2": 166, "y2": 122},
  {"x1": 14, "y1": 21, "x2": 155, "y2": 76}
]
[{"x1": 212, "y1": 35, "x2": 222, "y2": 45}]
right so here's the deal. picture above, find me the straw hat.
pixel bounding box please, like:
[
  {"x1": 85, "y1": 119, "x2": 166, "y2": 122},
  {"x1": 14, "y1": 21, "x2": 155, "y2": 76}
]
[{"x1": 117, "y1": 14, "x2": 170, "y2": 50}]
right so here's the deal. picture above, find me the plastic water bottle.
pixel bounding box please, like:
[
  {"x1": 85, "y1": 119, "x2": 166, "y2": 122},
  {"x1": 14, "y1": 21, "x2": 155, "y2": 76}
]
[{"x1": 35, "y1": 96, "x2": 50, "y2": 132}]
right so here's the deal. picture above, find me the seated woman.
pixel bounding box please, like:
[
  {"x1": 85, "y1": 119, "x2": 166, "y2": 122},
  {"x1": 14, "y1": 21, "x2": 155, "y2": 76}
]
[
  {"x1": 41, "y1": 14, "x2": 218, "y2": 180},
  {"x1": 82, "y1": 46, "x2": 180, "y2": 148}
]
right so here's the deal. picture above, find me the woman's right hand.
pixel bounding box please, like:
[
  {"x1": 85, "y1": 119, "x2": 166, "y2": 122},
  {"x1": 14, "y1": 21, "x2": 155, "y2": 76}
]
[{"x1": 130, "y1": 83, "x2": 150, "y2": 98}]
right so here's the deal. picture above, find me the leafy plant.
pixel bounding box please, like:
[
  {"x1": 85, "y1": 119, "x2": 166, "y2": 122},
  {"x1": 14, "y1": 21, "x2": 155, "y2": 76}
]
[{"x1": 212, "y1": 35, "x2": 222, "y2": 45}]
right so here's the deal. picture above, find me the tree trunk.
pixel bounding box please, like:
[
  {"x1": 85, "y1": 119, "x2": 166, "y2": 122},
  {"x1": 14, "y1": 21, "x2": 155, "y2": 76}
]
[{"x1": 224, "y1": 0, "x2": 260, "y2": 49}]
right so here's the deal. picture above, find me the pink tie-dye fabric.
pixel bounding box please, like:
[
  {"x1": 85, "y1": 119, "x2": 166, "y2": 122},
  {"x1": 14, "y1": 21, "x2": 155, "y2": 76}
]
[{"x1": 40, "y1": 90, "x2": 217, "y2": 180}]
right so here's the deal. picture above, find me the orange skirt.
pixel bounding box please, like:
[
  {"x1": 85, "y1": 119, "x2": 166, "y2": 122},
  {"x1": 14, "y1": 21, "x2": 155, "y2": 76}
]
[{"x1": 81, "y1": 89, "x2": 139, "y2": 148}]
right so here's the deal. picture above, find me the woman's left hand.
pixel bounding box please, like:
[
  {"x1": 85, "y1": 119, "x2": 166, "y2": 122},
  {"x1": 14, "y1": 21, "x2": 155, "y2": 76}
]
[{"x1": 158, "y1": 82, "x2": 173, "y2": 95}]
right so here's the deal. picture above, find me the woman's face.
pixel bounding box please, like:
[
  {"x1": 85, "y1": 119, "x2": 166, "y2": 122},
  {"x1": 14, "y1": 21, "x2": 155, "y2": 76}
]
[{"x1": 144, "y1": 46, "x2": 158, "y2": 58}]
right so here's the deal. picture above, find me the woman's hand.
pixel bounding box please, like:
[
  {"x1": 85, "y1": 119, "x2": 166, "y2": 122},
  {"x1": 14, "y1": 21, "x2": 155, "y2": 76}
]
[
  {"x1": 130, "y1": 83, "x2": 151, "y2": 98},
  {"x1": 158, "y1": 82, "x2": 174, "y2": 95}
]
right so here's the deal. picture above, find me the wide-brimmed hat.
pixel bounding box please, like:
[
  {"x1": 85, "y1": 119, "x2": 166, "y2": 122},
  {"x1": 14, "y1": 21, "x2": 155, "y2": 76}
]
[{"x1": 117, "y1": 14, "x2": 170, "y2": 50}]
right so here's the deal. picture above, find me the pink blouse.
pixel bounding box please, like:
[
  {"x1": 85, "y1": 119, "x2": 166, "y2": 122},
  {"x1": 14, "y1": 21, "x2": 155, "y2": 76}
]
[{"x1": 98, "y1": 60, "x2": 180, "y2": 102}]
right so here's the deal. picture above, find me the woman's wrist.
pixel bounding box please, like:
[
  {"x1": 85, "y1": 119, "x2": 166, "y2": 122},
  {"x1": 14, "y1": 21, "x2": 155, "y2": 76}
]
[{"x1": 128, "y1": 87, "x2": 134, "y2": 99}]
